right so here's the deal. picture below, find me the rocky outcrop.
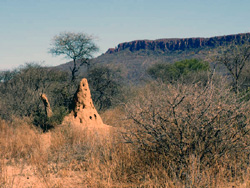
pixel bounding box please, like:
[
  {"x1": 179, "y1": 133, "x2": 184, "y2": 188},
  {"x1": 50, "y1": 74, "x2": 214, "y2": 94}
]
[
  {"x1": 63, "y1": 78, "x2": 109, "y2": 129},
  {"x1": 40, "y1": 94, "x2": 53, "y2": 118},
  {"x1": 106, "y1": 33, "x2": 250, "y2": 54}
]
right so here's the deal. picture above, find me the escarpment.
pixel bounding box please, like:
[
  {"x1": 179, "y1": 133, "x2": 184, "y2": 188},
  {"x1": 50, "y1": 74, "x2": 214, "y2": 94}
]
[{"x1": 106, "y1": 33, "x2": 250, "y2": 54}]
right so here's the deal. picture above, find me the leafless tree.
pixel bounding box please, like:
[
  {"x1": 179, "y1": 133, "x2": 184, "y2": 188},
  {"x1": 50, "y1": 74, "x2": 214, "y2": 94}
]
[
  {"x1": 124, "y1": 79, "x2": 250, "y2": 181},
  {"x1": 216, "y1": 43, "x2": 250, "y2": 93},
  {"x1": 0, "y1": 63, "x2": 68, "y2": 120},
  {"x1": 49, "y1": 32, "x2": 98, "y2": 81}
]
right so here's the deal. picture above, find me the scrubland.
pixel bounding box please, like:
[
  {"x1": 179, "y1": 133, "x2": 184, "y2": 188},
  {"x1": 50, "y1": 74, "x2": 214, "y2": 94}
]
[
  {"x1": 1, "y1": 43, "x2": 250, "y2": 187},
  {"x1": 1, "y1": 75, "x2": 250, "y2": 187}
]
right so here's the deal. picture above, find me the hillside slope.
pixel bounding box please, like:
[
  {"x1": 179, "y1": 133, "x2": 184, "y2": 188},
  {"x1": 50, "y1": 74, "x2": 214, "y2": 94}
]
[{"x1": 55, "y1": 33, "x2": 250, "y2": 83}]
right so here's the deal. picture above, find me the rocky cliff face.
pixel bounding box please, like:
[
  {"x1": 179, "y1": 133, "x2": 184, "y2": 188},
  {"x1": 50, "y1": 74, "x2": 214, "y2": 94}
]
[{"x1": 106, "y1": 33, "x2": 250, "y2": 54}]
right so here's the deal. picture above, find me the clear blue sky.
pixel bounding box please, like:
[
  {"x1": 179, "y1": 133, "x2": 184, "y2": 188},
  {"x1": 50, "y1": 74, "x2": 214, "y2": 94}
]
[{"x1": 1, "y1": 0, "x2": 250, "y2": 70}]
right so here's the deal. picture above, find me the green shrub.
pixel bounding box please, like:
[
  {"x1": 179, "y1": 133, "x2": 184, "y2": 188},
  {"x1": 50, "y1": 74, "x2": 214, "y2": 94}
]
[
  {"x1": 147, "y1": 59, "x2": 210, "y2": 83},
  {"x1": 33, "y1": 106, "x2": 68, "y2": 132}
]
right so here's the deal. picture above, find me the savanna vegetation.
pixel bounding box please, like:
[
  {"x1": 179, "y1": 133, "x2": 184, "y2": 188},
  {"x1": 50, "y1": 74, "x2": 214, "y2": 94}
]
[{"x1": 1, "y1": 37, "x2": 250, "y2": 187}]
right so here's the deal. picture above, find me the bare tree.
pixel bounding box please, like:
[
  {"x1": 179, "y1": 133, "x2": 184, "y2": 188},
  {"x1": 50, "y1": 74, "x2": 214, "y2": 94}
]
[
  {"x1": 124, "y1": 79, "x2": 250, "y2": 181},
  {"x1": 216, "y1": 43, "x2": 250, "y2": 93},
  {"x1": 87, "y1": 65, "x2": 122, "y2": 111},
  {"x1": 49, "y1": 32, "x2": 98, "y2": 81},
  {"x1": 0, "y1": 63, "x2": 68, "y2": 121}
]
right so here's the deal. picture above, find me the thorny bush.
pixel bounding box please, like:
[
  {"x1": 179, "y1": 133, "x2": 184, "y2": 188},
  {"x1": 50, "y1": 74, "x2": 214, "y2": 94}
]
[{"x1": 124, "y1": 78, "x2": 250, "y2": 182}]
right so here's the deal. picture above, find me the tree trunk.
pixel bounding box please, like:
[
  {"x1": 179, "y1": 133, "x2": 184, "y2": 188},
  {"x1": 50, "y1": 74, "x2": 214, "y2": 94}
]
[{"x1": 71, "y1": 58, "x2": 77, "y2": 82}]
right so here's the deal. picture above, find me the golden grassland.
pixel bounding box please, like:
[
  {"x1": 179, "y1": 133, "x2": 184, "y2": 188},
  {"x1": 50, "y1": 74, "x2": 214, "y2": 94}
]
[
  {"x1": 1, "y1": 108, "x2": 250, "y2": 188},
  {"x1": 1, "y1": 77, "x2": 250, "y2": 187}
]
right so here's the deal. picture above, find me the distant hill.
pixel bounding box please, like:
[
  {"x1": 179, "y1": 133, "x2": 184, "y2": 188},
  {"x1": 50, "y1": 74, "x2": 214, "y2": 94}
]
[
  {"x1": 106, "y1": 33, "x2": 250, "y2": 54},
  {"x1": 55, "y1": 33, "x2": 250, "y2": 83}
]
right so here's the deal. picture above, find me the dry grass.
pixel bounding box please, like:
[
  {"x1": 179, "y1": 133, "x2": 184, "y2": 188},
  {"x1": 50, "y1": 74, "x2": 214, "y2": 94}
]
[
  {"x1": 1, "y1": 81, "x2": 250, "y2": 187},
  {"x1": 0, "y1": 117, "x2": 151, "y2": 187}
]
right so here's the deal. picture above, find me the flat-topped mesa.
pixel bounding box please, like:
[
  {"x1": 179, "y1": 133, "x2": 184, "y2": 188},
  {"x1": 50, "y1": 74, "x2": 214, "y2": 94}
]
[
  {"x1": 106, "y1": 33, "x2": 250, "y2": 54},
  {"x1": 63, "y1": 78, "x2": 105, "y2": 127}
]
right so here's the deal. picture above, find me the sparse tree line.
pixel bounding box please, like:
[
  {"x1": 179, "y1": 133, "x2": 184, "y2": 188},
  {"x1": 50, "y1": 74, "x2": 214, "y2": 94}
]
[
  {"x1": 0, "y1": 33, "x2": 250, "y2": 134},
  {"x1": 1, "y1": 32, "x2": 250, "y2": 185},
  {"x1": 0, "y1": 63, "x2": 122, "y2": 131}
]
